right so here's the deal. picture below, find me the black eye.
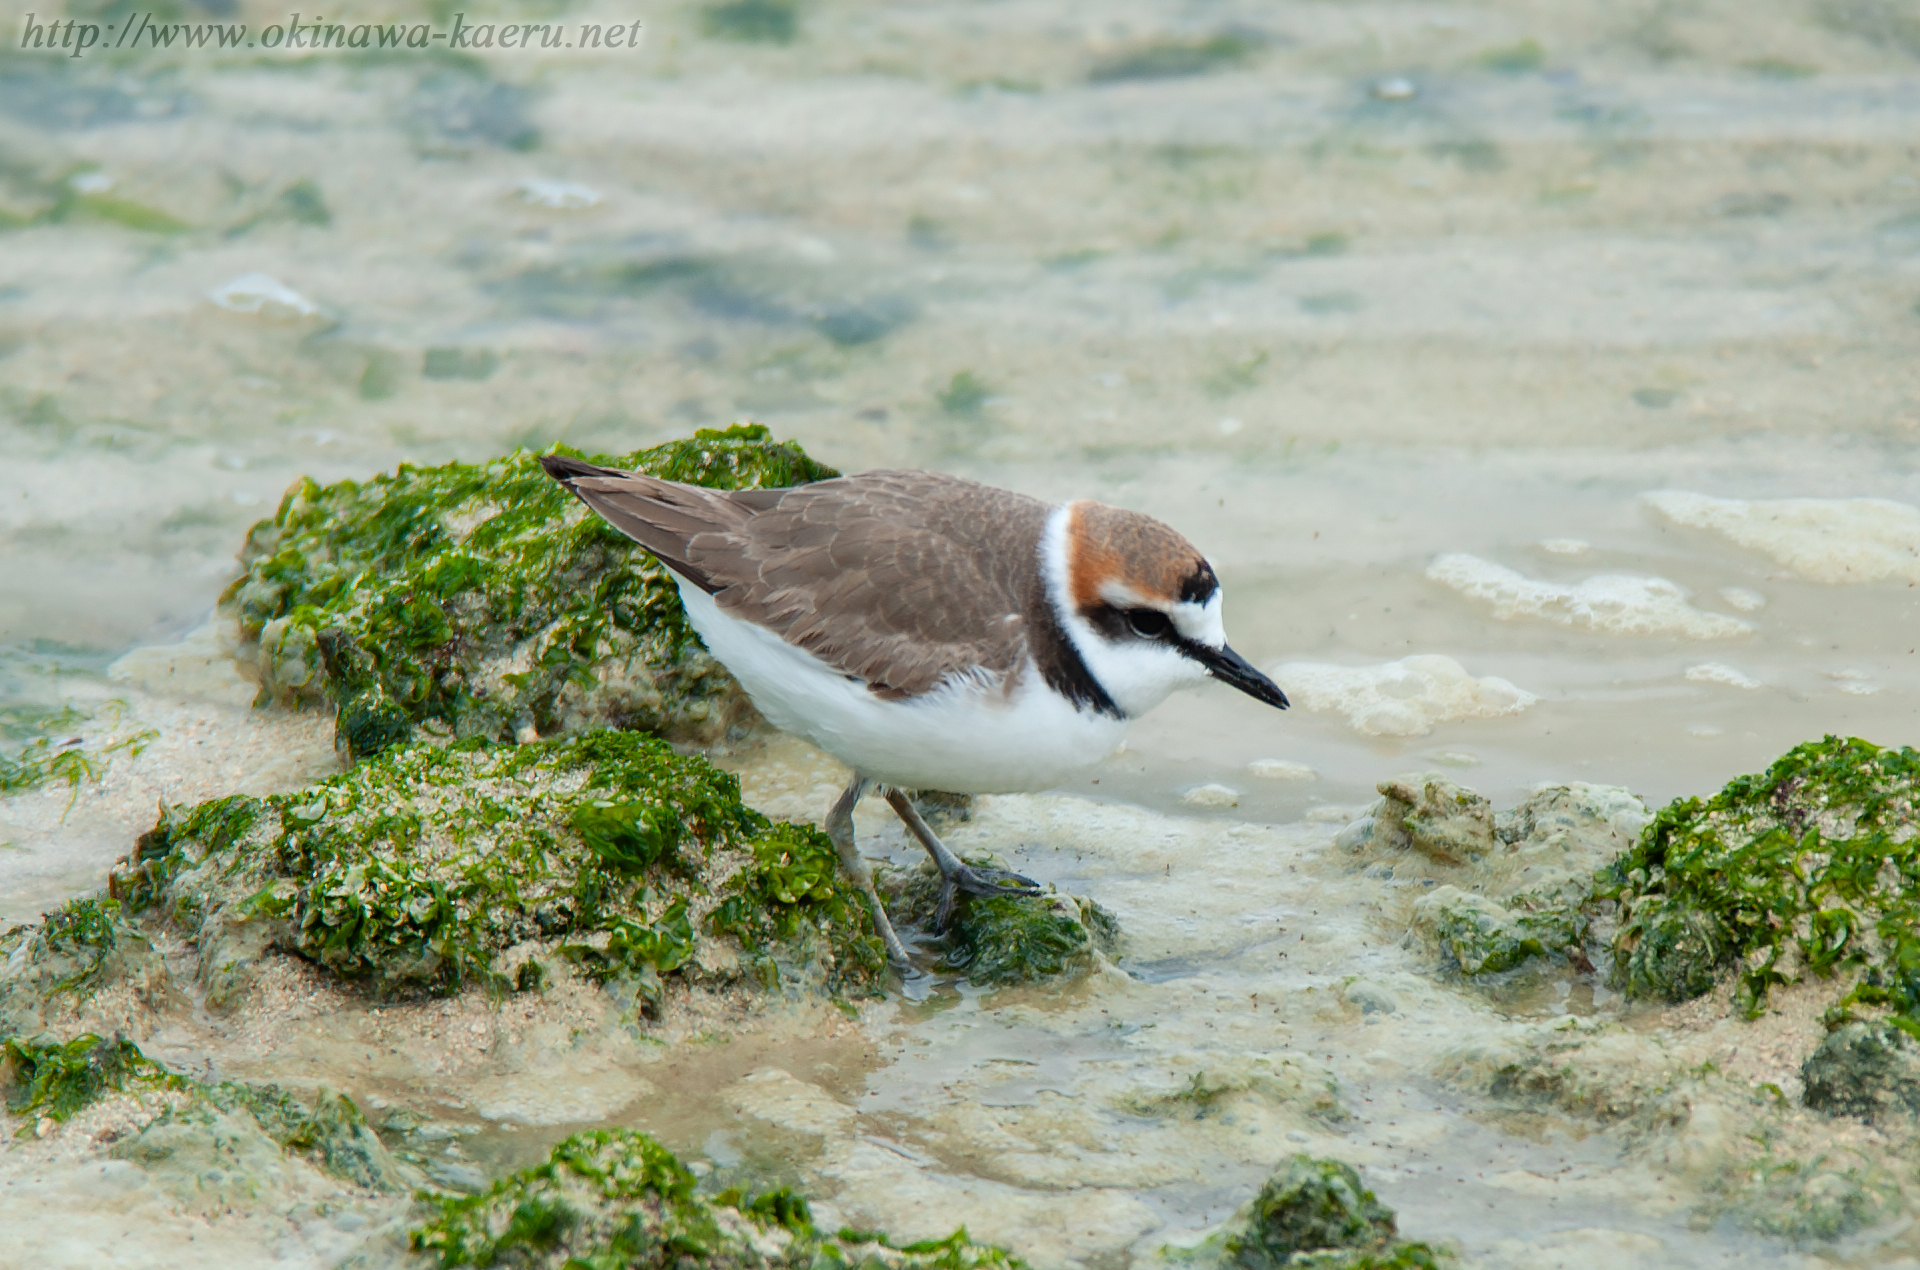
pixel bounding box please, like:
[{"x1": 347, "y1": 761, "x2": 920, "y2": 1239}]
[{"x1": 1127, "y1": 608, "x2": 1171, "y2": 640}]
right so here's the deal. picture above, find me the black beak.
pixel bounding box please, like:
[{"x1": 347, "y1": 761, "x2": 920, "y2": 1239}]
[{"x1": 1185, "y1": 641, "x2": 1290, "y2": 711}]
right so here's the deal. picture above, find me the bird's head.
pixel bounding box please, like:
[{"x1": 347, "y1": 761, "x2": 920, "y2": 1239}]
[{"x1": 1045, "y1": 500, "x2": 1289, "y2": 719}]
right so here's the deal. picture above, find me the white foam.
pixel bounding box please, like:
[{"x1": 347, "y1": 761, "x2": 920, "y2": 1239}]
[
  {"x1": 107, "y1": 619, "x2": 258, "y2": 708},
  {"x1": 1427, "y1": 553, "x2": 1753, "y2": 639},
  {"x1": 1539, "y1": 538, "x2": 1590, "y2": 555},
  {"x1": 1829, "y1": 670, "x2": 1881, "y2": 696},
  {"x1": 1246, "y1": 759, "x2": 1316, "y2": 781},
  {"x1": 518, "y1": 179, "x2": 604, "y2": 210},
  {"x1": 209, "y1": 272, "x2": 316, "y2": 317},
  {"x1": 1643, "y1": 490, "x2": 1920, "y2": 584},
  {"x1": 1269, "y1": 654, "x2": 1536, "y2": 738},
  {"x1": 1686, "y1": 663, "x2": 1761, "y2": 690},
  {"x1": 1180, "y1": 783, "x2": 1240, "y2": 807},
  {"x1": 1718, "y1": 586, "x2": 1766, "y2": 612}
]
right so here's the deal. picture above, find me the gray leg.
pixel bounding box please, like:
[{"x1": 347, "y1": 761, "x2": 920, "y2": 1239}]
[
  {"x1": 883, "y1": 788, "x2": 1041, "y2": 932},
  {"x1": 825, "y1": 776, "x2": 914, "y2": 969}
]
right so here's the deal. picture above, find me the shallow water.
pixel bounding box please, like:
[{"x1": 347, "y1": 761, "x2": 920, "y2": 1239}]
[{"x1": 3, "y1": 0, "x2": 1920, "y2": 1264}]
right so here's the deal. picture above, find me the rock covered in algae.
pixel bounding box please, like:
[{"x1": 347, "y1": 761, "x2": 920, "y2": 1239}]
[
  {"x1": 113, "y1": 1079, "x2": 411, "y2": 1203},
  {"x1": 883, "y1": 858, "x2": 1122, "y2": 987},
  {"x1": 1410, "y1": 886, "x2": 1585, "y2": 978},
  {"x1": 410, "y1": 1125, "x2": 1028, "y2": 1270},
  {"x1": 1166, "y1": 1154, "x2": 1448, "y2": 1268},
  {"x1": 1362, "y1": 777, "x2": 1494, "y2": 864},
  {"x1": 2, "y1": 1031, "x2": 184, "y2": 1125},
  {"x1": 1731, "y1": 1154, "x2": 1902, "y2": 1244},
  {"x1": 104, "y1": 729, "x2": 882, "y2": 1006},
  {"x1": 0, "y1": 895, "x2": 180, "y2": 1039},
  {"x1": 221, "y1": 424, "x2": 836, "y2": 762},
  {"x1": 1380, "y1": 783, "x2": 1643, "y2": 982},
  {"x1": 1600, "y1": 735, "x2": 1920, "y2": 1015},
  {"x1": 2, "y1": 1029, "x2": 413, "y2": 1204},
  {"x1": 1803, "y1": 1021, "x2": 1920, "y2": 1127}
]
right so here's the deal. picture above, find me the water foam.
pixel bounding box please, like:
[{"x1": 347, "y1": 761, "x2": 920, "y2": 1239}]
[
  {"x1": 1270, "y1": 654, "x2": 1536, "y2": 737},
  {"x1": 1427, "y1": 554, "x2": 1753, "y2": 639},
  {"x1": 1643, "y1": 490, "x2": 1920, "y2": 584}
]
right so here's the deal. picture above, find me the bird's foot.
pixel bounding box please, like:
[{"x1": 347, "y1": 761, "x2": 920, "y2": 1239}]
[{"x1": 935, "y1": 864, "x2": 1042, "y2": 933}]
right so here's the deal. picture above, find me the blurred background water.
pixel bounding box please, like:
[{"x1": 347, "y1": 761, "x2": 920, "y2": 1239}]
[
  {"x1": 1, "y1": 0, "x2": 1917, "y2": 838},
  {"x1": 5, "y1": 5, "x2": 1920, "y2": 1266}
]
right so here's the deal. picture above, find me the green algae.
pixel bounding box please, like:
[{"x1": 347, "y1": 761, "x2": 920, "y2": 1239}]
[
  {"x1": 1, "y1": 1032, "x2": 184, "y2": 1128},
  {"x1": 884, "y1": 859, "x2": 1122, "y2": 987},
  {"x1": 1600, "y1": 736, "x2": 1920, "y2": 1017},
  {"x1": 0, "y1": 718, "x2": 155, "y2": 801},
  {"x1": 412, "y1": 1126, "x2": 1027, "y2": 1270},
  {"x1": 699, "y1": 0, "x2": 799, "y2": 45},
  {"x1": 221, "y1": 424, "x2": 835, "y2": 761},
  {"x1": 935, "y1": 370, "x2": 992, "y2": 418},
  {"x1": 108, "y1": 729, "x2": 882, "y2": 1002}
]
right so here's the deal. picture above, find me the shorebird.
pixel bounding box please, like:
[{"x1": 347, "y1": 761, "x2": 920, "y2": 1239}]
[{"x1": 540, "y1": 456, "x2": 1289, "y2": 967}]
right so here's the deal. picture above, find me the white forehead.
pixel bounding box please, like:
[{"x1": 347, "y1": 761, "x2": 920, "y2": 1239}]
[{"x1": 1170, "y1": 592, "x2": 1225, "y2": 649}]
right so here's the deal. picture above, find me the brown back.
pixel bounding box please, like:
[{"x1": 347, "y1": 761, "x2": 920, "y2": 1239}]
[{"x1": 553, "y1": 465, "x2": 1062, "y2": 701}]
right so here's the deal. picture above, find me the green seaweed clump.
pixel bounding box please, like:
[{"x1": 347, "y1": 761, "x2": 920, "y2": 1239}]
[
  {"x1": 886, "y1": 859, "x2": 1123, "y2": 987},
  {"x1": 1192, "y1": 1155, "x2": 1446, "y2": 1269},
  {"x1": 221, "y1": 425, "x2": 835, "y2": 761},
  {"x1": 1, "y1": 1032, "x2": 184, "y2": 1128},
  {"x1": 1600, "y1": 736, "x2": 1920, "y2": 1016},
  {"x1": 108, "y1": 730, "x2": 882, "y2": 1002},
  {"x1": 413, "y1": 1127, "x2": 1027, "y2": 1270}
]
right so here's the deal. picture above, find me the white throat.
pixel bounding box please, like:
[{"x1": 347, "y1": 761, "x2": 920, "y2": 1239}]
[{"x1": 1039, "y1": 504, "x2": 1215, "y2": 719}]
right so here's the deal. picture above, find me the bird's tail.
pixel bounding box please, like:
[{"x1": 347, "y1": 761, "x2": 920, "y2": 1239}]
[{"x1": 538, "y1": 453, "x2": 747, "y2": 594}]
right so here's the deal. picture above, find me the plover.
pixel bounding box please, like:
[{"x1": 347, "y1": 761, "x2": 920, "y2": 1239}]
[{"x1": 541, "y1": 456, "x2": 1289, "y2": 967}]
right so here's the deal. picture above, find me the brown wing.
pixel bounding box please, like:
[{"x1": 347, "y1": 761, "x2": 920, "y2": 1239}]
[{"x1": 540, "y1": 458, "x2": 1051, "y2": 700}]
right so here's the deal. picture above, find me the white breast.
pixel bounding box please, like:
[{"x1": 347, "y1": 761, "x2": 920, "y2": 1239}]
[{"x1": 673, "y1": 573, "x2": 1128, "y2": 793}]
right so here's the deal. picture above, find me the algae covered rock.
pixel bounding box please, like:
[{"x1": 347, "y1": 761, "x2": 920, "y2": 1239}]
[
  {"x1": 1600, "y1": 735, "x2": 1920, "y2": 1014},
  {"x1": 107, "y1": 729, "x2": 882, "y2": 1004},
  {"x1": 0, "y1": 896, "x2": 178, "y2": 1038},
  {"x1": 885, "y1": 859, "x2": 1122, "y2": 987},
  {"x1": 222, "y1": 424, "x2": 836, "y2": 761},
  {"x1": 1410, "y1": 886, "x2": 1584, "y2": 978},
  {"x1": 411, "y1": 1126, "x2": 1028, "y2": 1270},
  {"x1": 1732, "y1": 1155, "x2": 1901, "y2": 1243},
  {"x1": 1206, "y1": 1155, "x2": 1448, "y2": 1269},
  {"x1": 1803, "y1": 1021, "x2": 1920, "y2": 1127},
  {"x1": 2, "y1": 1031, "x2": 184, "y2": 1125},
  {"x1": 114, "y1": 1079, "x2": 410, "y2": 1202},
  {"x1": 1347, "y1": 778, "x2": 1493, "y2": 865}
]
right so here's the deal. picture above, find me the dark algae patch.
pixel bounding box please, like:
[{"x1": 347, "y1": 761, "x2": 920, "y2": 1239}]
[
  {"x1": 222, "y1": 425, "x2": 835, "y2": 761},
  {"x1": 413, "y1": 1127, "x2": 1027, "y2": 1270},
  {"x1": 1601, "y1": 736, "x2": 1920, "y2": 1017},
  {"x1": 107, "y1": 729, "x2": 882, "y2": 1005}
]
